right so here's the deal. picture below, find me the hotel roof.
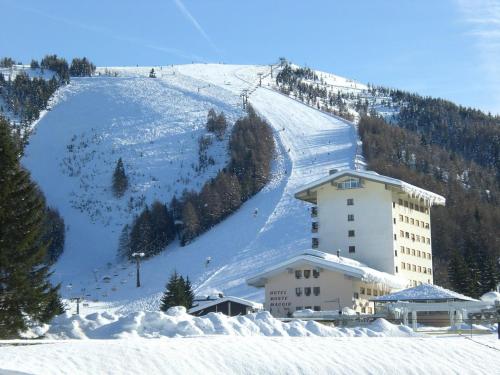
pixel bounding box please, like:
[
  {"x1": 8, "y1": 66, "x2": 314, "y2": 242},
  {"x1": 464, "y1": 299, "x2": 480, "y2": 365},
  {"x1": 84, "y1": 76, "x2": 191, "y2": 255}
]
[{"x1": 294, "y1": 169, "x2": 446, "y2": 206}]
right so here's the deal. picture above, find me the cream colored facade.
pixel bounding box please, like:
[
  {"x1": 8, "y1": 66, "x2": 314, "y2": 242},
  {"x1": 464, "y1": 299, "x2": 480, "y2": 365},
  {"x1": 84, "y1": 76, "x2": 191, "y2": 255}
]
[
  {"x1": 264, "y1": 262, "x2": 393, "y2": 318},
  {"x1": 296, "y1": 170, "x2": 445, "y2": 288}
]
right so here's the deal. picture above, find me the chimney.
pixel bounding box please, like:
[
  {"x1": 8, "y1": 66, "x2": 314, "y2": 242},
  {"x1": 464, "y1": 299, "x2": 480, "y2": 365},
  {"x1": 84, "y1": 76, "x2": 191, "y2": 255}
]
[{"x1": 337, "y1": 249, "x2": 341, "y2": 259}]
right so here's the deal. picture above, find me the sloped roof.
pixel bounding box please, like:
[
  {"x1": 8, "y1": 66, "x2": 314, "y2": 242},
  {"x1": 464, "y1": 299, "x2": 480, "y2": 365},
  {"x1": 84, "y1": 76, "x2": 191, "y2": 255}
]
[
  {"x1": 294, "y1": 169, "x2": 446, "y2": 206},
  {"x1": 372, "y1": 283, "x2": 477, "y2": 302},
  {"x1": 246, "y1": 250, "x2": 407, "y2": 289},
  {"x1": 189, "y1": 296, "x2": 263, "y2": 314}
]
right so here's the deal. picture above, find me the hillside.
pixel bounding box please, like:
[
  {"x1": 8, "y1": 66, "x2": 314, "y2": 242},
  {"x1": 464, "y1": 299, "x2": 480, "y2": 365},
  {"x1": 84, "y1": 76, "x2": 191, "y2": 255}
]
[{"x1": 20, "y1": 63, "x2": 359, "y2": 312}]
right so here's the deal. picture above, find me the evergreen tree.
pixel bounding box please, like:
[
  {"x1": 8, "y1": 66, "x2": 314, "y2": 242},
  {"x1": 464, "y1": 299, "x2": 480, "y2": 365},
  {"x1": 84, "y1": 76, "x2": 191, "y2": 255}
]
[
  {"x1": 181, "y1": 200, "x2": 200, "y2": 245},
  {"x1": 117, "y1": 224, "x2": 131, "y2": 259},
  {"x1": 0, "y1": 117, "x2": 63, "y2": 338},
  {"x1": 149, "y1": 68, "x2": 156, "y2": 78},
  {"x1": 112, "y1": 158, "x2": 128, "y2": 197},
  {"x1": 159, "y1": 272, "x2": 194, "y2": 311}
]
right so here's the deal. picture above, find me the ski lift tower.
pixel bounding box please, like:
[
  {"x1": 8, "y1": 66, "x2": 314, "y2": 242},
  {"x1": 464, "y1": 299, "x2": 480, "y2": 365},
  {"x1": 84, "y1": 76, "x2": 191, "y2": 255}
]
[{"x1": 131, "y1": 252, "x2": 145, "y2": 287}]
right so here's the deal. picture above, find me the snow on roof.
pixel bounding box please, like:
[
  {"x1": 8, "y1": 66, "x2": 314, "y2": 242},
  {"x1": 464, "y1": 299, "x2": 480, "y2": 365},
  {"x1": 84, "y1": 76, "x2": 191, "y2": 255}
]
[
  {"x1": 246, "y1": 249, "x2": 407, "y2": 289},
  {"x1": 372, "y1": 283, "x2": 477, "y2": 302},
  {"x1": 294, "y1": 169, "x2": 446, "y2": 206},
  {"x1": 189, "y1": 296, "x2": 263, "y2": 314},
  {"x1": 480, "y1": 291, "x2": 500, "y2": 304}
]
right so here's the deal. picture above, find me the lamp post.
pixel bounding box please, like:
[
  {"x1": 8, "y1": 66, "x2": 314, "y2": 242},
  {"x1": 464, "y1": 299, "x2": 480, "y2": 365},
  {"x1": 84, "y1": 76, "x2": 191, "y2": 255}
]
[{"x1": 131, "y1": 252, "x2": 145, "y2": 287}]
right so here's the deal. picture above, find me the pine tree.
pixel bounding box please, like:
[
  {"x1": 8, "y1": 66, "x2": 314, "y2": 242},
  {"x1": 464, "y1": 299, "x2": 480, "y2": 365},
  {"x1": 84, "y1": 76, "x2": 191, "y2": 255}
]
[
  {"x1": 112, "y1": 158, "x2": 128, "y2": 197},
  {"x1": 117, "y1": 224, "x2": 131, "y2": 259},
  {"x1": 159, "y1": 272, "x2": 194, "y2": 311},
  {"x1": 181, "y1": 200, "x2": 200, "y2": 245},
  {"x1": 0, "y1": 117, "x2": 63, "y2": 338}
]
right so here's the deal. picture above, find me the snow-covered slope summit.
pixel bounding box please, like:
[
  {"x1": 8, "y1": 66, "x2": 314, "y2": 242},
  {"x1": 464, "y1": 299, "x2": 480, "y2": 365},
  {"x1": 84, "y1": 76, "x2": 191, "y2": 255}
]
[{"x1": 22, "y1": 63, "x2": 358, "y2": 312}]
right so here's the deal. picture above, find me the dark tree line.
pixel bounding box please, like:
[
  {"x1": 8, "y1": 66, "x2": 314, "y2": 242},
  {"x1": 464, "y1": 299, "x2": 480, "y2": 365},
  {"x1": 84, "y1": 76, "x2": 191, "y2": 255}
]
[
  {"x1": 40, "y1": 54, "x2": 70, "y2": 83},
  {"x1": 0, "y1": 116, "x2": 64, "y2": 338},
  {"x1": 119, "y1": 107, "x2": 275, "y2": 258},
  {"x1": 369, "y1": 86, "x2": 500, "y2": 181},
  {"x1": 359, "y1": 115, "x2": 500, "y2": 298},
  {"x1": 69, "y1": 57, "x2": 96, "y2": 77},
  {"x1": 0, "y1": 57, "x2": 15, "y2": 68},
  {"x1": 0, "y1": 72, "x2": 60, "y2": 137}
]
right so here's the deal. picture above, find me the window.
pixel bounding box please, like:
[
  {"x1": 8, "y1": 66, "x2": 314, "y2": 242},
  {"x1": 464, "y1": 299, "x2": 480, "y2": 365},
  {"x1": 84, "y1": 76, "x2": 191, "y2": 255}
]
[
  {"x1": 425, "y1": 223, "x2": 430, "y2": 229},
  {"x1": 399, "y1": 214, "x2": 403, "y2": 222},
  {"x1": 360, "y1": 287, "x2": 365, "y2": 294},
  {"x1": 353, "y1": 292, "x2": 359, "y2": 299},
  {"x1": 420, "y1": 206, "x2": 425, "y2": 213},
  {"x1": 312, "y1": 238, "x2": 319, "y2": 249},
  {"x1": 400, "y1": 230, "x2": 404, "y2": 237},
  {"x1": 423, "y1": 268, "x2": 427, "y2": 274},
  {"x1": 395, "y1": 266, "x2": 398, "y2": 274},
  {"x1": 367, "y1": 288, "x2": 372, "y2": 296},
  {"x1": 407, "y1": 263, "x2": 410, "y2": 270},
  {"x1": 304, "y1": 270, "x2": 311, "y2": 279},
  {"x1": 418, "y1": 266, "x2": 422, "y2": 273},
  {"x1": 401, "y1": 262, "x2": 406, "y2": 270},
  {"x1": 393, "y1": 218, "x2": 396, "y2": 224},
  {"x1": 406, "y1": 247, "x2": 410, "y2": 254},
  {"x1": 295, "y1": 288, "x2": 302, "y2": 296},
  {"x1": 295, "y1": 270, "x2": 302, "y2": 279},
  {"x1": 412, "y1": 249, "x2": 415, "y2": 256},
  {"x1": 374, "y1": 289, "x2": 379, "y2": 296},
  {"x1": 394, "y1": 249, "x2": 398, "y2": 257},
  {"x1": 426, "y1": 238, "x2": 430, "y2": 245},
  {"x1": 405, "y1": 216, "x2": 409, "y2": 223},
  {"x1": 313, "y1": 287, "x2": 320, "y2": 296},
  {"x1": 416, "y1": 220, "x2": 420, "y2": 227},
  {"x1": 349, "y1": 246, "x2": 356, "y2": 253},
  {"x1": 304, "y1": 287, "x2": 311, "y2": 296},
  {"x1": 311, "y1": 206, "x2": 318, "y2": 218},
  {"x1": 405, "y1": 232, "x2": 410, "y2": 238},
  {"x1": 416, "y1": 235, "x2": 420, "y2": 242},
  {"x1": 401, "y1": 246, "x2": 405, "y2": 254},
  {"x1": 348, "y1": 230, "x2": 355, "y2": 237},
  {"x1": 296, "y1": 306, "x2": 303, "y2": 311},
  {"x1": 410, "y1": 218, "x2": 414, "y2": 225},
  {"x1": 417, "y1": 250, "x2": 421, "y2": 257},
  {"x1": 411, "y1": 234, "x2": 415, "y2": 242},
  {"x1": 338, "y1": 178, "x2": 361, "y2": 189},
  {"x1": 368, "y1": 307, "x2": 373, "y2": 314},
  {"x1": 393, "y1": 202, "x2": 396, "y2": 208},
  {"x1": 394, "y1": 234, "x2": 397, "y2": 240},
  {"x1": 410, "y1": 203, "x2": 414, "y2": 210},
  {"x1": 404, "y1": 201, "x2": 409, "y2": 208},
  {"x1": 361, "y1": 307, "x2": 366, "y2": 313},
  {"x1": 427, "y1": 253, "x2": 432, "y2": 260},
  {"x1": 313, "y1": 306, "x2": 321, "y2": 311},
  {"x1": 313, "y1": 269, "x2": 320, "y2": 278},
  {"x1": 347, "y1": 198, "x2": 354, "y2": 206},
  {"x1": 398, "y1": 199, "x2": 403, "y2": 206},
  {"x1": 428, "y1": 268, "x2": 432, "y2": 275},
  {"x1": 304, "y1": 306, "x2": 312, "y2": 310},
  {"x1": 348, "y1": 214, "x2": 354, "y2": 221},
  {"x1": 412, "y1": 265, "x2": 416, "y2": 272},
  {"x1": 311, "y1": 222, "x2": 318, "y2": 233}
]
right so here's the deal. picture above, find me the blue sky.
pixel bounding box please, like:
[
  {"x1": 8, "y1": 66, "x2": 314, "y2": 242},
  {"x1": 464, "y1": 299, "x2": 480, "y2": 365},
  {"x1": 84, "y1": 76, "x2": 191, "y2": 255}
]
[{"x1": 1, "y1": 0, "x2": 499, "y2": 114}]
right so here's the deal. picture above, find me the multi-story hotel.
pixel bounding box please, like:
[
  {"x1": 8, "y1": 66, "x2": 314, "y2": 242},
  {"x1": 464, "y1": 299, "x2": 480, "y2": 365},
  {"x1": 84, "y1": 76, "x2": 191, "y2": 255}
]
[{"x1": 294, "y1": 169, "x2": 446, "y2": 287}]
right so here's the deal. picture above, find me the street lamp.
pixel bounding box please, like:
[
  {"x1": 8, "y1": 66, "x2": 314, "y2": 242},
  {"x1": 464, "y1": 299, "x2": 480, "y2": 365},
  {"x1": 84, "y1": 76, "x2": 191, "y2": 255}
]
[{"x1": 131, "y1": 252, "x2": 145, "y2": 287}]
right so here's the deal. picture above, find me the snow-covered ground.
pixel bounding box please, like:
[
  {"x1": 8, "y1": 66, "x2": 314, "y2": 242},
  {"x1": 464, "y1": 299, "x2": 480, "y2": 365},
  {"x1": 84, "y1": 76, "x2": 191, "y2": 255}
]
[
  {"x1": 21, "y1": 63, "x2": 358, "y2": 312},
  {"x1": 1, "y1": 333, "x2": 499, "y2": 374}
]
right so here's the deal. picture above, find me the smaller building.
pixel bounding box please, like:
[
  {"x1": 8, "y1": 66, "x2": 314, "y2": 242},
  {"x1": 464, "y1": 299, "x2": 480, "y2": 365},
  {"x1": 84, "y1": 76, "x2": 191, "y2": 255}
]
[
  {"x1": 246, "y1": 250, "x2": 406, "y2": 317},
  {"x1": 189, "y1": 295, "x2": 262, "y2": 317},
  {"x1": 372, "y1": 284, "x2": 483, "y2": 327}
]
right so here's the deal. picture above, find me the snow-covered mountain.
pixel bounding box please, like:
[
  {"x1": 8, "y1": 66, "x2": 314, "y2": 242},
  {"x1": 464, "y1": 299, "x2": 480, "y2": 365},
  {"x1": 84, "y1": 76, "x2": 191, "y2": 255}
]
[{"x1": 21, "y1": 63, "x2": 363, "y2": 312}]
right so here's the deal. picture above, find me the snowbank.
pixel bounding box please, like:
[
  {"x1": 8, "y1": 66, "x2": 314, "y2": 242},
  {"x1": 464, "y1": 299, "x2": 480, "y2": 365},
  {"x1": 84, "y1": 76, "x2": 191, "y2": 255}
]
[{"x1": 32, "y1": 308, "x2": 418, "y2": 339}]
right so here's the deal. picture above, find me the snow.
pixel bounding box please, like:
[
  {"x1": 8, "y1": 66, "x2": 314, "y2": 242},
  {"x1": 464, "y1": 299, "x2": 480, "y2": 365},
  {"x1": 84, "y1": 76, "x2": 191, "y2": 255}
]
[
  {"x1": 23, "y1": 308, "x2": 418, "y2": 340},
  {"x1": 1, "y1": 334, "x2": 499, "y2": 375},
  {"x1": 480, "y1": 291, "x2": 500, "y2": 305},
  {"x1": 21, "y1": 63, "x2": 359, "y2": 311},
  {"x1": 373, "y1": 284, "x2": 477, "y2": 302},
  {"x1": 247, "y1": 250, "x2": 407, "y2": 289}
]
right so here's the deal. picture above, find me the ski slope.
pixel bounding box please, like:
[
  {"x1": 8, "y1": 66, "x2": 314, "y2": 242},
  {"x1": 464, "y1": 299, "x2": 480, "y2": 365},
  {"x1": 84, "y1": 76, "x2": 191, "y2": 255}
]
[{"x1": 22, "y1": 63, "x2": 358, "y2": 312}]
